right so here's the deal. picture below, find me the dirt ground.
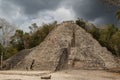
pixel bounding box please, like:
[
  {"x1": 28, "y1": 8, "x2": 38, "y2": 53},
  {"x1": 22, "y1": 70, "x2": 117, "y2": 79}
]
[{"x1": 0, "y1": 70, "x2": 119, "y2": 80}]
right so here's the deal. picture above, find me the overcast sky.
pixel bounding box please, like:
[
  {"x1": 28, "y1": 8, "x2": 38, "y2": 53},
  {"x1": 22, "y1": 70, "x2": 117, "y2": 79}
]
[{"x1": 0, "y1": 0, "x2": 117, "y2": 31}]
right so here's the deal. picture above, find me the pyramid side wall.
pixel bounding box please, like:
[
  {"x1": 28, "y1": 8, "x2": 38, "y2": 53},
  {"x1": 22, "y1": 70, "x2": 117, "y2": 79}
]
[{"x1": 72, "y1": 25, "x2": 119, "y2": 69}]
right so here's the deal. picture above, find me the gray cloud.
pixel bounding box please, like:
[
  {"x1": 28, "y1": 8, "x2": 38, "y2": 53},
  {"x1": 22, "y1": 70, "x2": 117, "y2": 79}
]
[
  {"x1": 0, "y1": 0, "x2": 117, "y2": 29},
  {"x1": 4, "y1": 0, "x2": 63, "y2": 16},
  {"x1": 63, "y1": 0, "x2": 117, "y2": 25}
]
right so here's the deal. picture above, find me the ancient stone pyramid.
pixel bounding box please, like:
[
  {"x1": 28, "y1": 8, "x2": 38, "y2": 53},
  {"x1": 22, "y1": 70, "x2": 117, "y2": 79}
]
[{"x1": 3, "y1": 21, "x2": 119, "y2": 71}]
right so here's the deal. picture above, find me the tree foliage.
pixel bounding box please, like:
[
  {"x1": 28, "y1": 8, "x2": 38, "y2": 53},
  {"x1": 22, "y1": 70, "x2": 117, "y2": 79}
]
[
  {"x1": 99, "y1": 24, "x2": 118, "y2": 46},
  {"x1": 76, "y1": 18, "x2": 86, "y2": 29},
  {"x1": 10, "y1": 30, "x2": 24, "y2": 51},
  {"x1": 29, "y1": 22, "x2": 56, "y2": 48},
  {"x1": 3, "y1": 46, "x2": 18, "y2": 60},
  {"x1": 116, "y1": 9, "x2": 120, "y2": 20},
  {"x1": 109, "y1": 31, "x2": 120, "y2": 56}
]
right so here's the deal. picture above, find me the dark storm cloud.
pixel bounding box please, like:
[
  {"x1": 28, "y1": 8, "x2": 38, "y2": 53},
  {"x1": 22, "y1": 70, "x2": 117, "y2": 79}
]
[
  {"x1": 0, "y1": 0, "x2": 117, "y2": 26},
  {"x1": 64, "y1": 0, "x2": 116, "y2": 24},
  {"x1": 3, "y1": 0, "x2": 63, "y2": 15}
]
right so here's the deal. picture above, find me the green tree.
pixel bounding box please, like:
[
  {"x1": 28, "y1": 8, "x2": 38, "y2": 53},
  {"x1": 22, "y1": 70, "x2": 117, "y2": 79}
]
[
  {"x1": 88, "y1": 27, "x2": 100, "y2": 40},
  {"x1": 23, "y1": 33, "x2": 31, "y2": 49},
  {"x1": 116, "y1": 9, "x2": 120, "y2": 20},
  {"x1": 0, "y1": 44, "x2": 2, "y2": 52},
  {"x1": 10, "y1": 30, "x2": 24, "y2": 51},
  {"x1": 0, "y1": 44, "x2": 3, "y2": 58},
  {"x1": 76, "y1": 18, "x2": 86, "y2": 29},
  {"x1": 29, "y1": 23, "x2": 38, "y2": 34},
  {"x1": 29, "y1": 23, "x2": 55, "y2": 48},
  {"x1": 3, "y1": 46, "x2": 18, "y2": 60},
  {"x1": 99, "y1": 24, "x2": 118, "y2": 46},
  {"x1": 109, "y1": 31, "x2": 120, "y2": 56}
]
